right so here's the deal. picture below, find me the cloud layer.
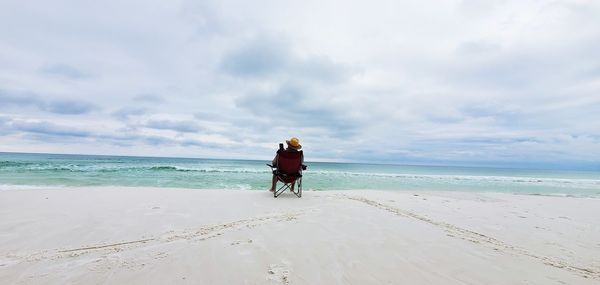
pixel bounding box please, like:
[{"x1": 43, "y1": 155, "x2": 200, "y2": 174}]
[{"x1": 1, "y1": 0, "x2": 599, "y2": 169}]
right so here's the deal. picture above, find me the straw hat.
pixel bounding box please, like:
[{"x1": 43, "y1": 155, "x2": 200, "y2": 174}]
[{"x1": 286, "y1": 137, "x2": 302, "y2": 150}]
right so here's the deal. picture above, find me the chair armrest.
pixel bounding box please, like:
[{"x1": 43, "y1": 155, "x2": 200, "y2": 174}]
[{"x1": 266, "y1": 164, "x2": 274, "y2": 168}]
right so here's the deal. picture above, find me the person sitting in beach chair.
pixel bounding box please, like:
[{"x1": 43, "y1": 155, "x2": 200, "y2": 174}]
[{"x1": 267, "y1": 137, "x2": 306, "y2": 198}]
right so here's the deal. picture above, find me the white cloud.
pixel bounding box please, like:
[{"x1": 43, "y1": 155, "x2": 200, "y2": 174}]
[{"x1": 0, "y1": 0, "x2": 599, "y2": 168}]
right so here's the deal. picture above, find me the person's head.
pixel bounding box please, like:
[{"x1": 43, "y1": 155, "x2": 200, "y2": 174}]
[{"x1": 286, "y1": 137, "x2": 302, "y2": 150}]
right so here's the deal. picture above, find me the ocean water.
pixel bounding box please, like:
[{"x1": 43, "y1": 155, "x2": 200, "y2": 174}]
[{"x1": 1, "y1": 152, "x2": 599, "y2": 197}]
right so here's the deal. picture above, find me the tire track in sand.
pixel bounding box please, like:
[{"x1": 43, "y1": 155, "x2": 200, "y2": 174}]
[
  {"x1": 3, "y1": 211, "x2": 301, "y2": 265},
  {"x1": 346, "y1": 195, "x2": 599, "y2": 280}
]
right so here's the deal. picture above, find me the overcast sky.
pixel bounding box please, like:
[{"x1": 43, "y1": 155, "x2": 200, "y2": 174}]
[{"x1": 1, "y1": 0, "x2": 599, "y2": 168}]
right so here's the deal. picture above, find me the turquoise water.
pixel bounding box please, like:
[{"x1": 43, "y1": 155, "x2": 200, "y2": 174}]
[{"x1": 1, "y1": 152, "x2": 599, "y2": 197}]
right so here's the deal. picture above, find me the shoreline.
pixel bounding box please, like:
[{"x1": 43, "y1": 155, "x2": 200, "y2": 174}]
[
  {"x1": 1, "y1": 187, "x2": 599, "y2": 284},
  {"x1": 2, "y1": 184, "x2": 600, "y2": 199}
]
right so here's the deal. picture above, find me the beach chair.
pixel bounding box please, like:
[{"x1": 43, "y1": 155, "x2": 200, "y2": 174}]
[{"x1": 267, "y1": 149, "x2": 306, "y2": 198}]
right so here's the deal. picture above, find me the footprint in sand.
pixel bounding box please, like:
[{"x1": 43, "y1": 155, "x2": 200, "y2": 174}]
[
  {"x1": 153, "y1": 252, "x2": 169, "y2": 260},
  {"x1": 267, "y1": 263, "x2": 290, "y2": 284},
  {"x1": 230, "y1": 239, "x2": 253, "y2": 246}
]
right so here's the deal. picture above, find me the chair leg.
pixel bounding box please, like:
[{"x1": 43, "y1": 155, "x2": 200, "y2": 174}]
[
  {"x1": 293, "y1": 178, "x2": 302, "y2": 198},
  {"x1": 274, "y1": 177, "x2": 302, "y2": 198},
  {"x1": 274, "y1": 183, "x2": 290, "y2": 198}
]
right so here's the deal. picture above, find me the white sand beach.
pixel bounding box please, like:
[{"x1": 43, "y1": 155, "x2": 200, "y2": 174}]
[{"x1": 1, "y1": 187, "x2": 599, "y2": 284}]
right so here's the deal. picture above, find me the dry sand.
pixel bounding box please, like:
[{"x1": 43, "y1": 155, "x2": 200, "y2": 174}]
[{"x1": 1, "y1": 187, "x2": 599, "y2": 284}]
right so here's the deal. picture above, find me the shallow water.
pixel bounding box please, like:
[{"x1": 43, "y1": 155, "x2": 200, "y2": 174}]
[{"x1": 1, "y1": 152, "x2": 599, "y2": 197}]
